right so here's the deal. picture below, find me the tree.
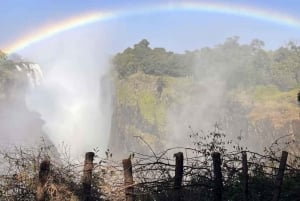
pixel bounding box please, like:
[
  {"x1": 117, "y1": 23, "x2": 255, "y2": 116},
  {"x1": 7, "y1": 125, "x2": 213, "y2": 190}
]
[
  {"x1": 135, "y1": 39, "x2": 150, "y2": 49},
  {"x1": 251, "y1": 39, "x2": 265, "y2": 50},
  {"x1": 113, "y1": 39, "x2": 194, "y2": 77},
  {"x1": 0, "y1": 50, "x2": 7, "y2": 61}
]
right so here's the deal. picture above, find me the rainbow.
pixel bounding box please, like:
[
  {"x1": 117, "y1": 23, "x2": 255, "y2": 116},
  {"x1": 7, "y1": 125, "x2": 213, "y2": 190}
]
[{"x1": 3, "y1": 2, "x2": 300, "y2": 54}]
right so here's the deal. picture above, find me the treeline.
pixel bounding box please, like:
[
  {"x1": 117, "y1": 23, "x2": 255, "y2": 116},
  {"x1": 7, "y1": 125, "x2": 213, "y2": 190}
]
[
  {"x1": 3, "y1": 37, "x2": 300, "y2": 92},
  {"x1": 113, "y1": 39, "x2": 194, "y2": 77},
  {"x1": 113, "y1": 37, "x2": 300, "y2": 91}
]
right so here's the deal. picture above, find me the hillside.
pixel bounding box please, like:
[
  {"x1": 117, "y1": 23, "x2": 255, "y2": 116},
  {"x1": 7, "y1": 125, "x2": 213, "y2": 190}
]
[{"x1": 108, "y1": 38, "x2": 300, "y2": 157}]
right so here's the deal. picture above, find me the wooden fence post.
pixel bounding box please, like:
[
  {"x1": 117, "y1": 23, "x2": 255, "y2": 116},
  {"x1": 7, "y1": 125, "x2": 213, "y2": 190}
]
[
  {"x1": 82, "y1": 152, "x2": 95, "y2": 201},
  {"x1": 122, "y1": 158, "x2": 134, "y2": 201},
  {"x1": 212, "y1": 152, "x2": 223, "y2": 201},
  {"x1": 36, "y1": 160, "x2": 50, "y2": 201},
  {"x1": 272, "y1": 151, "x2": 288, "y2": 201},
  {"x1": 174, "y1": 152, "x2": 184, "y2": 189},
  {"x1": 174, "y1": 152, "x2": 184, "y2": 201},
  {"x1": 242, "y1": 151, "x2": 249, "y2": 201}
]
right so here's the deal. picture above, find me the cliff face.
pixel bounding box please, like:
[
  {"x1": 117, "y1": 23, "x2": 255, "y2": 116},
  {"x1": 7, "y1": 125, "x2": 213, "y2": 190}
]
[
  {"x1": 109, "y1": 73, "x2": 173, "y2": 155},
  {"x1": 108, "y1": 39, "x2": 300, "y2": 157},
  {"x1": 109, "y1": 73, "x2": 300, "y2": 157},
  {"x1": 230, "y1": 86, "x2": 300, "y2": 152}
]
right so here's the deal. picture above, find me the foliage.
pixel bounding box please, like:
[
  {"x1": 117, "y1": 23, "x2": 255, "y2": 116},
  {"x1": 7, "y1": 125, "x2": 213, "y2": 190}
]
[
  {"x1": 233, "y1": 85, "x2": 299, "y2": 129},
  {"x1": 111, "y1": 38, "x2": 300, "y2": 155},
  {"x1": 0, "y1": 141, "x2": 103, "y2": 201},
  {"x1": 113, "y1": 39, "x2": 194, "y2": 78},
  {"x1": 0, "y1": 50, "x2": 7, "y2": 61},
  {"x1": 131, "y1": 128, "x2": 300, "y2": 201},
  {"x1": 0, "y1": 129, "x2": 300, "y2": 200},
  {"x1": 113, "y1": 38, "x2": 300, "y2": 90}
]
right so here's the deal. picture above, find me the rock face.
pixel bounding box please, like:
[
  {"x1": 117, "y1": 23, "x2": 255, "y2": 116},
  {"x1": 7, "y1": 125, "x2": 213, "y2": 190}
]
[
  {"x1": 108, "y1": 73, "x2": 168, "y2": 157},
  {"x1": 108, "y1": 72, "x2": 300, "y2": 157},
  {"x1": 107, "y1": 72, "x2": 233, "y2": 156}
]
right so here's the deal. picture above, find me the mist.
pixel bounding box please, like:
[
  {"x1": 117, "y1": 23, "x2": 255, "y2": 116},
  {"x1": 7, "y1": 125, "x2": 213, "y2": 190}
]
[
  {"x1": 166, "y1": 75, "x2": 227, "y2": 148},
  {"x1": 164, "y1": 39, "x2": 286, "y2": 153},
  {"x1": 22, "y1": 27, "x2": 114, "y2": 157},
  {"x1": 2, "y1": 29, "x2": 297, "y2": 159}
]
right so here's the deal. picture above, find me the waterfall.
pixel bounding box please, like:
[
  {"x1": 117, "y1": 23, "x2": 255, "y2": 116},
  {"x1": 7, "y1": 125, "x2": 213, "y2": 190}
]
[{"x1": 14, "y1": 62, "x2": 44, "y2": 87}]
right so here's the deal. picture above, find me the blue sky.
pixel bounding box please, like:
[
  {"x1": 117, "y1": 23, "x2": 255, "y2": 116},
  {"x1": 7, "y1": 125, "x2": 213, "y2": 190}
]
[{"x1": 1, "y1": 0, "x2": 300, "y2": 54}]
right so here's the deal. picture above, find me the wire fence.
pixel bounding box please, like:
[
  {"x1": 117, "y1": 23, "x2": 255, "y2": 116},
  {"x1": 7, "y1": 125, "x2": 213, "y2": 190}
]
[{"x1": 0, "y1": 135, "x2": 300, "y2": 201}]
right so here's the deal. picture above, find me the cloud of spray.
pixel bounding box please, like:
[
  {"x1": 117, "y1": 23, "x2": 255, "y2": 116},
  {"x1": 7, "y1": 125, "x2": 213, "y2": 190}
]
[
  {"x1": 165, "y1": 75, "x2": 227, "y2": 149},
  {"x1": 164, "y1": 42, "x2": 260, "y2": 152},
  {"x1": 0, "y1": 60, "x2": 46, "y2": 149},
  {"x1": 23, "y1": 27, "x2": 114, "y2": 157}
]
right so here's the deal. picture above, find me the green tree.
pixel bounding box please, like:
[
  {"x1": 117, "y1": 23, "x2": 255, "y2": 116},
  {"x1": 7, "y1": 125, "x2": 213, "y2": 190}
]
[
  {"x1": 113, "y1": 39, "x2": 194, "y2": 77},
  {"x1": 0, "y1": 50, "x2": 7, "y2": 61}
]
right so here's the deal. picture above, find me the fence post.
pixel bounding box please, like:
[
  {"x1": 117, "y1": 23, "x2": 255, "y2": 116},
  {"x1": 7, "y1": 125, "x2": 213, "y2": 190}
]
[
  {"x1": 36, "y1": 160, "x2": 50, "y2": 201},
  {"x1": 242, "y1": 151, "x2": 249, "y2": 201},
  {"x1": 122, "y1": 158, "x2": 134, "y2": 201},
  {"x1": 82, "y1": 152, "x2": 95, "y2": 201},
  {"x1": 174, "y1": 152, "x2": 184, "y2": 189},
  {"x1": 212, "y1": 152, "x2": 222, "y2": 201},
  {"x1": 272, "y1": 151, "x2": 288, "y2": 201},
  {"x1": 174, "y1": 152, "x2": 184, "y2": 201}
]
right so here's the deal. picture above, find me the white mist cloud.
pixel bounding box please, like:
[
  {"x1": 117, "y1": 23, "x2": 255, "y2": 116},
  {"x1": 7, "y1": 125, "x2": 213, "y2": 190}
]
[
  {"x1": 165, "y1": 75, "x2": 227, "y2": 148},
  {"x1": 22, "y1": 25, "x2": 114, "y2": 157}
]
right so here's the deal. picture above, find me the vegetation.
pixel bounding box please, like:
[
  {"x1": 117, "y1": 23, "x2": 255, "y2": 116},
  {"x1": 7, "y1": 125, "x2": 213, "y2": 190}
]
[
  {"x1": 0, "y1": 53, "x2": 29, "y2": 104},
  {"x1": 0, "y1": 130, "x2": 299, "y2": 200},
  {"x1": 110, "y1": 37, "x2": 300, "y2": 155},
  {"x1": 113, "y1": 37, "x2": 300, "y2": 89},
  {"x1": 1, "y1": 36, "x2": 300, "y2": 199},
  {"x1": 113, "y1": 39, "x2": 194, "y2": 78}
]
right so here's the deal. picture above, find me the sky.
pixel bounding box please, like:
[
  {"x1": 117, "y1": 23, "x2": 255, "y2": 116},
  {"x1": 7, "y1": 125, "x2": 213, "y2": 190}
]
[{"x1": 1, "y1": 0, "x2": 300, "y2": 54}]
